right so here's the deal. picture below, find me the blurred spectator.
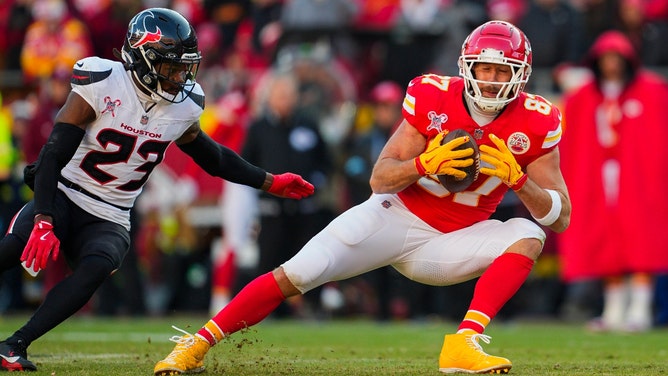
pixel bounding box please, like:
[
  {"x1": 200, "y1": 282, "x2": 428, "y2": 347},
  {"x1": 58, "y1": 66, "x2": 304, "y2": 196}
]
[
  {"x1": 0, "y1": 95, "x2": 32, "y2": 313},
  {"x1": 196, "y1": 19, "x2": 270, "y2": 105},
  {"x1": 352, "y1": 0, "x2": 400, "y2": 32},
  {"x1": 343, "y1": 80, "x2": 403, "y2": 207},
  {"x1": 0, "y1": 0, "x2": 33, "y2": 71},
  {"x1": 517, "y1": 0, "x2": 587, "y2": 71},
  {"x1": 578, "y1": 0, "x2": 620, "y2": 48},
  {"x1": 384, "y1": 0, "x2": 486, "y2": 83},
  {"x1": 487, "y1": 0, "x2": 527, "y2": 25},
  {"x1": 645, "y1": 0, "x2": 668, "y2": 22},
  {"x1": 20, "y1": 0, "x2": 93, "y2": 83},
  {"x1": 0, "y1": 95, "x2": 32, "y2": 230},
  {"x1": 273, "y1": 42, "x2": 358, "y2": 146},
  {"x1": 70, "y1": 0, "x2": 140, "y2": 60},
  {"x1": 234, "y1": 71, "x2": 335, "y2": 317},
  {"x1": 616, "y1": 0, "x2": 668, "y2": 66},
  {"x1": 169, "y1": 0, "x2": 207, "y2": 27},
  {"x1": 0, "y1": 97, "x2": 16, "y2": 183},
  {"x1": 22, "y1": 67, "x2": 71, "y2": 164},
  {"x1": 277, "y1": 0, "x2": 361, "y2": 101},
  {"x1": 278, "y1": 0, "x2": 359, "y2": 62},
  {"x1": 248, "y1": 0, "x2": 283, "y2": 55},
  {"x1": 558, "y1": 31, "x2": 668, "y2": 332},
  {"x1": 162, "y1": 91, "x2": 250, "y2": 205},
  {"x1": 203, "y1": 0, "x2": 252, "y2": 54}
]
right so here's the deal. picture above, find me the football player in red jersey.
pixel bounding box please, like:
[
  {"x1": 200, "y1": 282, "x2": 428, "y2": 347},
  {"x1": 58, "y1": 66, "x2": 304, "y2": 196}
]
[{"x1": 154, "y1": 20, "x2": 571, "y2": 375}]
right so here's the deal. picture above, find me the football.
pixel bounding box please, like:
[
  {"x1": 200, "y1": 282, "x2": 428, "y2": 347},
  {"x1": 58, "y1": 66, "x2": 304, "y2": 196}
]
[{"x1": 437, "y1": 129, "x2": 480, "y2": 193}]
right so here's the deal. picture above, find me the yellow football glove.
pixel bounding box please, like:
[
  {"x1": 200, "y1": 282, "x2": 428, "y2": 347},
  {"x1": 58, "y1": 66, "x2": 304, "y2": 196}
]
[
  {"x1": 414, "y1": 131, "x2": 474, "y2": 178},
  {"x1": 479, "y1": 134, "x2": 528, "y2": 190}
]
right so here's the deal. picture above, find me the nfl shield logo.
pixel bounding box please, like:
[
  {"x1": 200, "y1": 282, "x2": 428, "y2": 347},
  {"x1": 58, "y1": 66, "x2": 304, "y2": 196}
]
[{"x1": 140, "y1": 115, "x2": 149, "y2": 125}]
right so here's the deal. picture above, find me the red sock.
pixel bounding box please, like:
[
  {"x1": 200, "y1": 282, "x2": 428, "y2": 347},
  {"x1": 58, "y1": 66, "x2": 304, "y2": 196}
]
[
  {"x1": 198, "y1": 272, "x2": 285, "y2": 345},
  {"x1": 457, "y1": 253, "x2": 534, "y2": 333}
]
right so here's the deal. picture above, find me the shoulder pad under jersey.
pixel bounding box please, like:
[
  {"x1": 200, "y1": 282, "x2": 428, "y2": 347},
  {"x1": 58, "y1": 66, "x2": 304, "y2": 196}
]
[{"x1": 71, "y1": 57, "x2": 119, "y2": 86}]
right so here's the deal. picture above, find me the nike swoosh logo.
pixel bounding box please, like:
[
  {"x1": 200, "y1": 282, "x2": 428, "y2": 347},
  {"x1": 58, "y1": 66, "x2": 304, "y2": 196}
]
[
  {"x1": 0, "y1": 355, "x2": 20, "y2": 363},
  {"x1": 40, "y1": 231, "x2": 51, "y2": 241}
]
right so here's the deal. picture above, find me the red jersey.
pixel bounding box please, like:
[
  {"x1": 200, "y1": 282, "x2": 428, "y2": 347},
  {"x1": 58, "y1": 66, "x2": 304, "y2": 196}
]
[{"x1": 398, "y1": 74, "x2": 562, "y2": 233}]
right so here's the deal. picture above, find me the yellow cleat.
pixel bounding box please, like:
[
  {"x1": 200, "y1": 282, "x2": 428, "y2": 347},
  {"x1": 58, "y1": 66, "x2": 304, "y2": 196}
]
[
  {"x1": 154, "y1": 326, "x2": 211, "y2": 375},
  {"x1": 439, "y1": 333, "x2": 512, "y2": 374}
]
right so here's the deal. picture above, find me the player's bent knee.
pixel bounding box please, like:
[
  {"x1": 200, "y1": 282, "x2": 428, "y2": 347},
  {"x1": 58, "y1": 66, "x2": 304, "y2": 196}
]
[
  {"x1": 501, "y1": 218, "x2": 545, "y2": 260},
  {"x1": 273, "y1": 267, "x2": 301, "y2": 298},
  {"x1": 505, "y1": 238, "x2": 543, "y2": 260}
]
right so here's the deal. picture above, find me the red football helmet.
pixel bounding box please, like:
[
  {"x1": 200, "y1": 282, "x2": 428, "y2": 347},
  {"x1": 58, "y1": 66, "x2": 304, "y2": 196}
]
[{"x1": 458, "y1": 20, "x2": 532, "y2": 112}]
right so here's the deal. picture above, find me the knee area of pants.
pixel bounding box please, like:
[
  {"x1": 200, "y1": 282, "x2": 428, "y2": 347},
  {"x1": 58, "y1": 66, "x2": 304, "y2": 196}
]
[{"x1": 78, "y1": 255, "x2": 116, "y2": 276}]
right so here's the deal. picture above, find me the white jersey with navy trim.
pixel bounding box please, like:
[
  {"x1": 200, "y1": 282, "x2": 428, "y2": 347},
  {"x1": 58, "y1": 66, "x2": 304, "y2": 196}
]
[{"x1": 60, "y1": 56, "x2": 204, "y2": 230}]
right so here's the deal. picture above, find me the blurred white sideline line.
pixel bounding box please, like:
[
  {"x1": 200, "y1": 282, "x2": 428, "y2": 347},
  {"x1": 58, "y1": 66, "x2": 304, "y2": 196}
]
[{"x1": 46, "y1": 332, "x2": 171, "y2": 342}]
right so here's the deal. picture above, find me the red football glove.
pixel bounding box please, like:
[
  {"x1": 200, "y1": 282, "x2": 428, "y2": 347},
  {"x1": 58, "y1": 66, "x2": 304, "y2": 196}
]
[
  {"x1": 21, "y1": 220, "x2": 60, "y2": 274},
  {"x1": 266, "y1": 173, "x2": 315, "y2": 199}
]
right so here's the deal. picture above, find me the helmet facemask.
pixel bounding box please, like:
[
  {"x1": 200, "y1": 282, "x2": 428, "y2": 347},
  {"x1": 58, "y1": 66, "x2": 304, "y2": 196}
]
[
  {"x1": 458, "y1": 20, "x2": 532, "y2": 113},
  {"x1": 459, "y1": 51, "x2": 530, "y2": 112},
  {"x1": 140, "y1": 46, "x2": 200, "y2": 102}
]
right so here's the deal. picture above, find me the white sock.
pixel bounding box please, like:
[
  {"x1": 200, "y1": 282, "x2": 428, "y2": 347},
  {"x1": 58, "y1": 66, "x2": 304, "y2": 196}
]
[
  {"x1": 626, "y1": 282, "x2": 652, "y2": 331},
  {"x1": 602, "y1": 283, "x2": 627, "y2": 330}
]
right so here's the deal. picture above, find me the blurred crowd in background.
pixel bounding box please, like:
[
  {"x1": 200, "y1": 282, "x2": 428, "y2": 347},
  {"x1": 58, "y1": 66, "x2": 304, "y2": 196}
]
[{"x1": 1, "y1": 0, "x2": 668, "y2": 330}]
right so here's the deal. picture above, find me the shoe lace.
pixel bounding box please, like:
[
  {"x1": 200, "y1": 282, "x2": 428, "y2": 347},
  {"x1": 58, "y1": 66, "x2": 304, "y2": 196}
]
[
  {"x1": 467, "y1": 333, "x2": 493, "y2": 353},
  {"x1": 168, "y1": 325, "x2": 196, "y2": 345},
  {"x1": 163, "y1": 326, "x2": 198, "y2": 362}
]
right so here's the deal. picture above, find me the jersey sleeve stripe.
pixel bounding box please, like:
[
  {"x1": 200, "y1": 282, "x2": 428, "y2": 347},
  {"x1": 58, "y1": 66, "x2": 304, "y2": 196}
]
[
  {"x1": 542, "y1": 124, "x2": 562, "y2": 149},
  {"x1": 403, "y1": 93, "x2": 415, "y2": 116},
  {"x1": 72, "y1": 68, "x2": 112, "y2": 85}
]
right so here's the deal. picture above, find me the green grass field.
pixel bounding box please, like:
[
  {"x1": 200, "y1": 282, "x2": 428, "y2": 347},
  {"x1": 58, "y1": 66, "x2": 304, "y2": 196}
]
[{"x1": 1, "y1": 314, "x2": 666, "y2": 375}]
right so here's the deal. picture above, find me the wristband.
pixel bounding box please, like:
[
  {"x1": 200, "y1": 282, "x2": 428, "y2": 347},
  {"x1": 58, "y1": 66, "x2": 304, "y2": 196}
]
[{"x1": 533, "y1": 189, "x2": 562, "y2": 226}]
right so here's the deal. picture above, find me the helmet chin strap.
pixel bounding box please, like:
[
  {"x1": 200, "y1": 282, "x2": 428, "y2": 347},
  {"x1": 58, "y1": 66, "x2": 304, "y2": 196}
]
[
  {"x1": 155, "y1": 80, "x2": 180, "y2": 103},
  {"x1": 464, "y1": 94, "x2": 500, "y2": 125}
]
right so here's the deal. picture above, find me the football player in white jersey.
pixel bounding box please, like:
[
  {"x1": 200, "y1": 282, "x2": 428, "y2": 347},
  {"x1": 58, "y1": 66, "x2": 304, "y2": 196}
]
[
  {"x1": 154, "y1": 20, "x2": 571, "y2": 375},
  {"x1": 0, "y1": 8, "x2": 314, "y2": 371}
]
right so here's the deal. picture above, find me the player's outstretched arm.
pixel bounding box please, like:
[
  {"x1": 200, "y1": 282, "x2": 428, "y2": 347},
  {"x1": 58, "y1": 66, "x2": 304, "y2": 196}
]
[{"x1": 177, "y1": 124, "x2": 314, "y2": 199}]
